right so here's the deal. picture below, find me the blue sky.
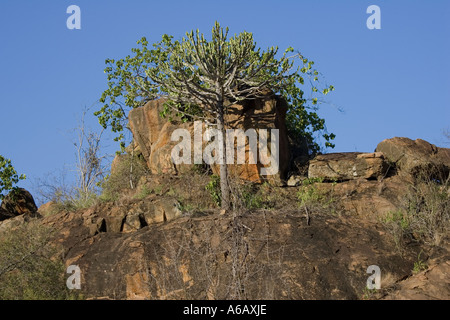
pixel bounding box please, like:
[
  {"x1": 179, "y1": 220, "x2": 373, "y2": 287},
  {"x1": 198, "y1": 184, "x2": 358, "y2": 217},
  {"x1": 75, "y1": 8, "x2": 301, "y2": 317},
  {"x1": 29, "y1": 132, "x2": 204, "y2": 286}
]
[{"x1": 0, "y1": 0, "x2": 449, "y2": 199}]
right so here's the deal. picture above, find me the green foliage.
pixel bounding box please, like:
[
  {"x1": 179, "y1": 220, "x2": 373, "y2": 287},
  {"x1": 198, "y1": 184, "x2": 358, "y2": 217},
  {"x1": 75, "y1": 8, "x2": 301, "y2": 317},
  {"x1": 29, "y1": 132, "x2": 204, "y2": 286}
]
[
  {"x1": 412, "y1": 251, "x2": 428, "y2": 274},
  {"x1": 361, "y1": 286, "x2": 378, "y2": 300},
  {"x1": 0, "y1": 155, "x2": 26, "y2": 200},
  {"x1": 135, "y1": 185, "x2": 153, "y2": 200},
  {"x1": 297, "y1": 184, "x2": 322, "y2": 208},
  {"x1": 0, "y1": 221, "x2": 79, "y2": 300},
  {"x1": 381, "y1": 168, "x2": 449, "y2": 247},
  {"x1": 96, "y1": 21, "x2": 335, "y2": 155},
  {"x1": 239, "y1": 184, "x2": 265, "y2": 210},
  {"x1": 382, "y1": 210, "x2": 410, "y2": 231},
  {"x1": 296, "y1": 181, "x2": 337, "y2": 215},
  {"x1": 100, "y1": 153, "x2": 149, "y2": 203},
  {"x1": 205, "y1": 175, "x2": 221, "y2": 207},
  {"x1": 300, "y1": 177, "x2": 324, "y2": 186}
]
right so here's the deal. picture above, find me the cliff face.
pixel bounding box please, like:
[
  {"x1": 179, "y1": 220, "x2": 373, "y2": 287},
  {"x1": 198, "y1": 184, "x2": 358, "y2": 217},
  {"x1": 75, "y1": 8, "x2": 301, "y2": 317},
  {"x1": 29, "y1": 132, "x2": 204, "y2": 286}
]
[{"x1": 0, "y1": 134, "x2": 448, "y2": 300}]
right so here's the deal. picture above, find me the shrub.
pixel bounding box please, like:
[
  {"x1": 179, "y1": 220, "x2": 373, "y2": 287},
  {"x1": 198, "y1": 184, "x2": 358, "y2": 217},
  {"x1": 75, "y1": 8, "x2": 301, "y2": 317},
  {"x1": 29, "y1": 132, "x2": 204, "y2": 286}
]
[
  {"x1": 100, "y1": 153, "x2": 150, "y2": 202},
  {"x1": 0, "y1": 220, "x2": 79, "y2": 300},
  {"x1": 382, "y1": 166, "x2": 449, "y2": 247},
  {"x1": 205, "y1": 175, "x2": 221, "y2": 207}
]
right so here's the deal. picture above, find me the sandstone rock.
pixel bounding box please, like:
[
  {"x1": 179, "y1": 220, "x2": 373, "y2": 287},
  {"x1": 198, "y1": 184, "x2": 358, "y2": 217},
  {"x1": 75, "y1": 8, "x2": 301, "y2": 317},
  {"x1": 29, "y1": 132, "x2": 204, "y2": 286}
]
[
  {"x1": 128, "y1": 94, "x2": 291, "y2": 183},
  {"x1": 383, "y1": 258, "x2": 450, "y2": 300},
  {"x1": 376, "y1": 137, "x2": 450, "y2": 178},
  {"x1": 0, "y1": 188, "x2": 38, "y2": 221},
  {"x1": 0, "y1": 214, "x2": 27, "y2": 233},
  {"x1": 141, "y1": 198, "x2": 182, "y2": 225},
  {"x1": 128, "y1": 98, "x2": 192, "y2": 175},
  {"x1": 110, "y1": 154, "x2": 129, "y2": 177},
  {"x1": 308, "y1": 152, "x2": 388, "y2": 181},
  {"x1": 104, "y1": 207, "x2": 126, "y2": 233},
  {"x1": 316, "y1": 175, "x2": 407, "y2": 220},
  {"x1": 122, "y1": 212, "x2": 144, "y2": 233},
  {"x1": 287, "y1": 175, "x2": 303, "y2": 187},
  {"x1": 38, "y1": 201, "x2": 60, "y2": 217},
  {"x1": 58, "y1": 210, "x2": 422, "y2": 300},
  {"x1": 221, "y1": 94, "x2": 291, "y2": 183}
]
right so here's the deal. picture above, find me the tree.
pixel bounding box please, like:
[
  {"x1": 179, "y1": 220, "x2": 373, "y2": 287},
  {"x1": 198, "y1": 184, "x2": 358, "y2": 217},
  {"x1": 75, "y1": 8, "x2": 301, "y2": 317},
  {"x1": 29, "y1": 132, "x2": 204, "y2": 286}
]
[
  {"x1": 33, "y1": 108, "x2": 108, "y2": 209},
  {"x1": 96, "y1": 22, "x2": 335, "y2": 211},
  {"x1": 0, "y1": 155, "x2": 26, "y2": 200},
  {"x1": 73, "y1": 108, "x2": 108, "y2": 205}
]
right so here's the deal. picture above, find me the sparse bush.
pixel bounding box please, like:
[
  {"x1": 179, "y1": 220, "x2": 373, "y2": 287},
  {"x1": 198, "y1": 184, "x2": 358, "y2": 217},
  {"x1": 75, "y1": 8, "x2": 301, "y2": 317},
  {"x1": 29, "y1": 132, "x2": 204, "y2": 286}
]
[
  {"x1": 141, "y1": 214, "x2": 292, "y2": 300},
  {"x1": 240, "y1": 184, "x2": 265, "y2": 209},
  {"x1": 205, "y1": 175, "x2": 221, "y2": 207},
  {"x1": 412, "y1": 251, "x2": 428, "y2": 274},
  {"x1": 382, "y1": 165, "x2": 449, "y2": 247},
  {"x1": 0, "y1": 220, "x2": 79, "y2": 300},
  {"x1": 297, "y1": 181, "x2": 336, "y2": 213},
  {"x1": 33, "y1": 169, "x2": 99, "y2": 212},
  {"x1": 381, "y1": 209, "x2": 410, "y2": 249},
  {"x1": 100, "y1": 153, "x2": 150, "y2": 202},
  {"x1": 135, "y1": 184, "x2": 153, "y2": 200}
]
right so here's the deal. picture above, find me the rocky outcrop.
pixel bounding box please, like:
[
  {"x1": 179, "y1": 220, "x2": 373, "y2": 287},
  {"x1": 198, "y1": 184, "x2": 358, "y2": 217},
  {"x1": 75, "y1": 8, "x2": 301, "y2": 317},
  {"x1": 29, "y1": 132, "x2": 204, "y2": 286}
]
[
  {"x1": 128, "y1": 94, "x2": 291, "y2": 183},
  {"x1": 1, "y1": 137, "x2": 447, "y2": 300},
  {"x1": 308, "y1": 152, "x2": 389, "y2": 181},
  {"x1": 128, "y1": 98, "x2": 193, "y2": 175},
  {"x1": 46, "y1": 207, "x2": 421, "y2": 300},
  {"x1": 0, "y1": 188, "x2": 38, "y2": 221},
  {"x1": 376, "y1": 137, "x2": 450, "y2": 179}
]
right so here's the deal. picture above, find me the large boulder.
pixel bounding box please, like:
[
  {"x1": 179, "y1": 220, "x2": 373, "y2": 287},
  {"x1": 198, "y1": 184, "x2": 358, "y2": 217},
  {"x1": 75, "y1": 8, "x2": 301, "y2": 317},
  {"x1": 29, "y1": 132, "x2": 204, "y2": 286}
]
[
  {"x1": 128, "y1": 94, "x2": 291, "y2": 183},
  {"x1": 376, "y1": 137, "x2": 450, "y2": 179},
  {"x1": 0, "y1": 188, "x2": 38, "y2": 221},
  {"x1": 308, "y1": 152, "x2": 389, "y2": 181},
  {"x1": 128, "y1": 98, "x2": 193, "y2": 176}
]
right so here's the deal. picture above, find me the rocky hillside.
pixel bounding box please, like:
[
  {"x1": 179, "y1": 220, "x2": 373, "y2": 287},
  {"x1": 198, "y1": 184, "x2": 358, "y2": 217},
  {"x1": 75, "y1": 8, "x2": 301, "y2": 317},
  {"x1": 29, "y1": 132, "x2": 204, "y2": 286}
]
[{"x1": 0, "y1": 97, "x2": 449, "y2": 300}]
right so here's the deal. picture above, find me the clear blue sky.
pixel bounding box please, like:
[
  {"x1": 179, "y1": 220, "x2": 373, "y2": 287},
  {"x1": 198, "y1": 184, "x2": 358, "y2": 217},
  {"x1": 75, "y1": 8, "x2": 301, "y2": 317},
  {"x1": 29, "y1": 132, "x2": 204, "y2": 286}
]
[{"x1": 1, "y1": 0, "x2": 449, "y2": 199}]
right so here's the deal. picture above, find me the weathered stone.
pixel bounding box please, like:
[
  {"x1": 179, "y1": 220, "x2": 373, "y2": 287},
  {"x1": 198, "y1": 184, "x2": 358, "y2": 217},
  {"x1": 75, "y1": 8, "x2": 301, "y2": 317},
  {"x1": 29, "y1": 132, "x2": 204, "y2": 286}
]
[
  {"x1": 38, "y1": 201, "x2": 60, "y2": 217},
  {"x1": 104, "y1": 207, "x2": 126, "y2": 233},
  {"x1": 308, "y1": 152, "x2": 388, "y2": 181},
  {"x1": 0, "y1": 188, "x2": 38, "y2": 221},
  {"x1": 128, "y1": 94, "x2": 291, "y2": 183},
  {"x1": 383, "y1": 256, "x2": 450, "y2": 300},
  {"x1": 142, "y1": 198, "x2": 182, "y2": 225},
  {"x1": 287, "y1": 175, "x2": 303, "y2": 187},
  {"x1": 110, "y1": 154, "x2": 129, "y2": 177},
  {"x1": 376, "y1": 137, "x2": 450, "y2": 178},
  {"x1": 122, "y1": 212, "x2": 144, "y2": 233}
]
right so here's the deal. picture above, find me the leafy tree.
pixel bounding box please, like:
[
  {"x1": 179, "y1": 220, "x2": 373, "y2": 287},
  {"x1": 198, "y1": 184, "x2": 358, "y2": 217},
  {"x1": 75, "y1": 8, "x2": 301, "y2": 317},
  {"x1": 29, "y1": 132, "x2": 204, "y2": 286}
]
[
  {"x1": 0, "y1": 155, "x2": 26, "y2": 200},
  {"x1": 96, "y1": 22, "x2": 335, "y2": 210}
]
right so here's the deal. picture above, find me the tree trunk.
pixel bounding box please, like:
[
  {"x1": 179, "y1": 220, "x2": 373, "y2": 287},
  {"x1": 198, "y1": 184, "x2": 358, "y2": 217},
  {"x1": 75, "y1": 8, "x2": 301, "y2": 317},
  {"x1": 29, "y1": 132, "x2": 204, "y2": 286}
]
[{"x1": 217, "y1": 109, "x2": 231, "y2": 211}]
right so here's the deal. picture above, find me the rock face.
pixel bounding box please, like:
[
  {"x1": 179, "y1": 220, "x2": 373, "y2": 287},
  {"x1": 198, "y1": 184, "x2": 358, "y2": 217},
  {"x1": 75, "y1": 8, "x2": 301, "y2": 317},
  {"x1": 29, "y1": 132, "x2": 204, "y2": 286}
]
[
  {"x1": 128, "y1": 98, "x2": 193, "y2": 175},
  {"x1": 308, "y1": 152, "x2": 389, "y2": 181},
  {"x1": 1, "y1": 137, "x2": 447, "y2": 301},
  {"x1": 128, "y1": 94, "x2": 291, "y2": 183},
  {"x1": 47, "y1": 208, "x2": 421, "y2": 300},
  {"x1": 0, "y1": 188, "x2": 38, "y2": 221},
  {"x1": 376, "y1": 137, "x2": 450, "y2": 178}
]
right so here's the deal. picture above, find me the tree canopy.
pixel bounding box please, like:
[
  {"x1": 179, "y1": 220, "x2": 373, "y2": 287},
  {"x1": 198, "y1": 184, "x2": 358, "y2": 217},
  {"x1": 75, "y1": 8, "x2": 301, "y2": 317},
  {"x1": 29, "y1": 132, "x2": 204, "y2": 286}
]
[
  {"x1": 96, "y1": 22, "x2": 335, "y2": 154},
  {"x1": 96, "y1": 22, "x2": 336, "y2": 210}
]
